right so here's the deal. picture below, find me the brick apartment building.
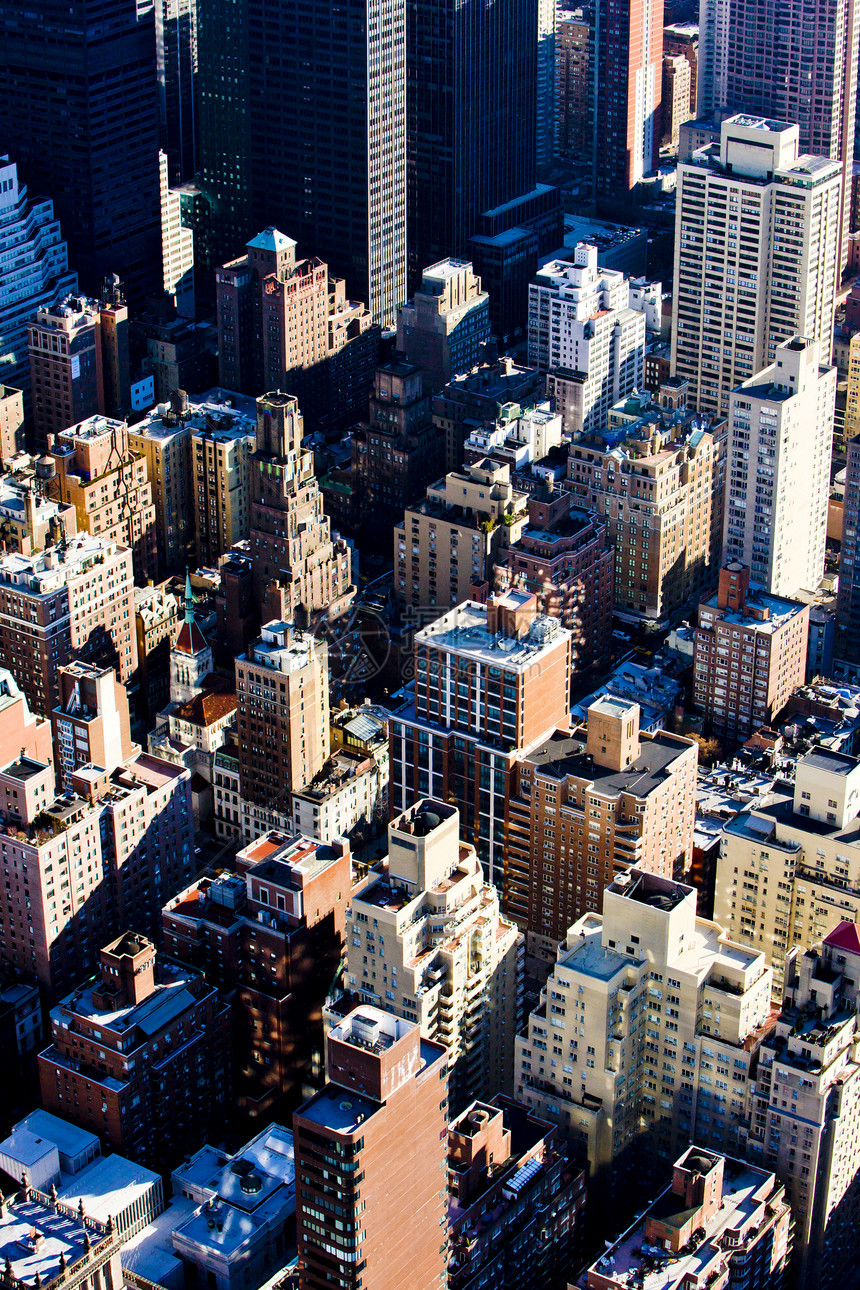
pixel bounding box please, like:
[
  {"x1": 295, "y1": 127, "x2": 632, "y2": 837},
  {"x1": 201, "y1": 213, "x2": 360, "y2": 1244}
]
[
  {"x1": 0, "y1": 534, "x2": 136, "y2": 717},
  {"x1": 506, "y1": 696, "x2": 698, "y2": 967},
  {"x1": 293, "y1": 1006, "x2": 448, "y2": 1290},
  {"x1": 39, "y1": 933, "x2": 231, "y2": 1172},
  {"x1": 694, "y1": 562, "x2": 809, "y2": 741},
  {"x1": 162, "y1": 831, "x2": 350, "y2": 1118}
]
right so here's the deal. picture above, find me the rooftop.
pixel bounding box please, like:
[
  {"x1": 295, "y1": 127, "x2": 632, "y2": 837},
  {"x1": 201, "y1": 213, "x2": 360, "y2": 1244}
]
[
  {"x1": 0, "y1": 1194, "x2": 113, "y2": 1287},
  {"x1": 417, "y1": 600, "x2": 570, "y2": 671},
  {"x1": 526, "y1": 729, "x2": 690, "y2": 800}
]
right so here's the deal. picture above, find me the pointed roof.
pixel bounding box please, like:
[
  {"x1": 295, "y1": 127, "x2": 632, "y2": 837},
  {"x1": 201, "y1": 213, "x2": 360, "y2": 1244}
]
[
  {"x1": 246, "y1": 226, "x2": 296, "y2": 254},
  {"x1": 823, "y1": 920, "x2": 860, "y2": 957},
  {"x1": 174, "y1": 573, "x2": 209, "y2": 656}
]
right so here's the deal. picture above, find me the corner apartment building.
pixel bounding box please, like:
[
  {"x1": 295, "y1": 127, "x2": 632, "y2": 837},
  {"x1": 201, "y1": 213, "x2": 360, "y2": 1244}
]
[
  {"x1": 493, "y1": 488, "x2": 613, "y2": 673},
  {"x1": 506, "y1": 697, "x2": 697, "y2": 967},
  {"x1": 129, "y1": 390, "x2": 257, "y2": 577},
  {"x1": 250, "y1": 391, "x2": 353, "y2": 624},
  {"x1": 716, "y1": 746, "x2": 860, "y2": 994},
  {"x1": 0, "y1": 534, "x2": 136, "y2": 716},
  {"x1": 50, "y1": 416, "x2": 157, "y2": 583},
  {"x1": 345, "y1": 800, "x2": 520, "y2": 1111},
  {"x1": 694, "y1": 563, "x2": 809, "y2": 740},
  {"x1": 742, "y1": 924, "x2": 860, "y2": 1289},
  {"x1": 515, "y1": 870, "x2": 773, "y2": 1206},
  {"x1": 567, "y1": 397, "x2": 726, "y2": 623},
  {"x1": 162, "y1": 831, "x2": 350, "y2": 1118},
  {"x1": 528, "y1": 245, "x2": 646, "y2": 437},
  {"x1": 389, "y1": 593, "x2": 573, "y2": 885},
  {"x1": 725, "y1": 337, "x2": 836, "y2": 598},
  {"x1": 29, "y1": 292, "x2": 129, "y2": 449},
  {"x1": 671, "y1": 115, "x2": 842, "y2": 416},
  {"x1": 394, "y1": 459, "x2": 529, "y2": 612},
  {"x1": 293, "y1": 1007, "x2": 448, "y2": 1290},
  {"x1": 396, "y1": 260, "x2": 491, "y2": 395},
  {"x1": 0, "y1": 749, "x2": 194, "y2": 996},
  {"x1": 587, "y1": 1146, "x2": 791, "y2": 1290},
  {"x1": 350, "y1": 361, "x2": 445, "y2": 530},
  {"x1": 39, "y1": 933, "x2": 230, "y2": 1172}
]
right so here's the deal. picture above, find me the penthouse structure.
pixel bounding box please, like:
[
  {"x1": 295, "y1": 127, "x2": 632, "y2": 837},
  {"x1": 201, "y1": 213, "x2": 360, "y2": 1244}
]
[
  {"x1": 447, "y1": 1096, "x2": 587, "y2": 1289},
  {"x1": 515, "y1": 871, "x2": 773, "y2": 1206},
  {"x1": 250, "y1": 392, "x2": 353, "y2": 624},
  {"x1": 216, "y1": 229, "x2": 378, "y2": 430},
  {"x1": 396, "y1": 260, "x2": 491, "y2": 395},
  {"x1": 725, "y1": 337, "x2": 836, "y2": 598},
  {"x1": 587, "y1": 1147, "x2": 791, "y2": 1290},
  {"x1": 694, "y1": 563, "x2": 809, "y2": 740},
  {"x1": 461, "y1": 398, "x2": 565, "y2": 474},
  {"x1": 389, "y1": 593, "x2": 573, "y2": 884},
  {"x1": 394, "y1": 459, "x2": 529, "y2": 613},
  {"x1": 50, "y1": 661, "x2": 135, "y2": 789},
  {"x1": 507, "y1": 698, "x2": 698, "y2": 967},
  {"x1": 0, "y1": 534, "x2": 136, "y2": 716},
  {"x1": 745, "y1": 924, "x2": 860, "y2": 1288},
  {"x1": 716, "y1": 746, "x2": 860, "y2": 993},
  {"x1": 528, "y1": 246, "x2": 646, "y2": 438},
  {"x1": 293, "y1": 1007, "x2": 448, "y2": 1290},
  {"x1": 163, "y1": 832, "x2": 350, "y2": 1118},
  {"x1": 345, "y1": 801, "x2": 520, "y2": 1111},
  {"x1": 433, "y1": 353, "x2": 544, "y2": 472},
  {"x1": 0, "y1": 467, "x2": 76, "y2": 556},
  {"x1": 567, "y1": 393, "x2": 726, "y2": 622},
  {"x1": 50, "y1": 416, "x2": 157, "y2": 583},
  {"x1": 28, "y1": 290, "x2": 130, "y2": 449},
  {"x1": 672, "y1": 116, "x2": 842, "y2": 416},
  {"x1": 39, "y1": 934, "x2": 230, "y2": 1172},
  {"x1": 493, "y1": 488, "x2": 613, "y2": 672}
]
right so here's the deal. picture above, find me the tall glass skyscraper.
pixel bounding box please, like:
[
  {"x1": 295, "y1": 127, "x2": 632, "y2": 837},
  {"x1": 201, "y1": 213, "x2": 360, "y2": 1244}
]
[
  {"x1": 407, "y1": 0, "x2": 539, "y2": 278},
  {"x1": 0, "y1": 0, "x2": 162, "y2": 303}
]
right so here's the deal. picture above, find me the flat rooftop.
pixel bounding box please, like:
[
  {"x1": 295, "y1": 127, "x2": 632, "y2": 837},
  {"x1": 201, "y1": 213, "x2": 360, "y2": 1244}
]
[
  {"x1": 0, "y1": 1196, "x2": 101, "y2": 1286},
  {"x1": 526, "y1": 729, "x2": 688, "y2": 800},
  {"x1": 417, "y1": 600, "x2": 570, "y2": 671},
  {"x1": 801, "y1": 747, "x2": 860, "y2": 777}
]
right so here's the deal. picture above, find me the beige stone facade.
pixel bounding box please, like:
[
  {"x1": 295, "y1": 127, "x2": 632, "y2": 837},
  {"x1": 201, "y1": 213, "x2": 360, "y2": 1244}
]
[
  {"x1": 346, "y1": 800, "x2": 521, "y2": 1110},
  {"x1": 716, "y1": 746, "x2": 860, "y2": 994},
  {"x1": 515, "y1": 870, "x2": 773, "y2": 1204}
]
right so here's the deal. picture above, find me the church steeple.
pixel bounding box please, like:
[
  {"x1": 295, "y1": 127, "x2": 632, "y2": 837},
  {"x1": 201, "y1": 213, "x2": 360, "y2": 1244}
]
[{"x1": 170, "y1": 572, "x2": 214, "y2": 704}]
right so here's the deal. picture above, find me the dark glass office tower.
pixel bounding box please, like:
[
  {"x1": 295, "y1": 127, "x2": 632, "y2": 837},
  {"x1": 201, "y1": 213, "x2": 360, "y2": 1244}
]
[
  {"x1": 156, "y1": 0, "x2": 198, "y2": 185},
  {"x1": 243, "y1": 0, "x2": 407, "y2": 327},
  {"x1": 407, "y1": 0, "x2": 538, "y2": 278},
  {"x1": 0, "y1": 0, "x2": 162, "y2": 303},
  {"x1": 196, "y1": 0, "x2": 252, "y2": 276}
]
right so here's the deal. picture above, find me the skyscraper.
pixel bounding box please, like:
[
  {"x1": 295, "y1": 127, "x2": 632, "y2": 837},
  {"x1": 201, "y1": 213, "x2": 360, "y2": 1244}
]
[
  {"x1": 588, "y1": 0, "x2": 664, "y2": 198},
  {"x1": 724, "y1": 337, "x2": 836, "y2": 597},
  {"x1": 671, "y1": 115, "x2": 842, "y2": 416},
  {"x1": 408, "y1": 0, "x2": 539, "y2": 276},
  {"x1": 249, "y1": 392, "x2": 354, "y2": 623},
  {"x1": 236, "y1": 0, "x2": 406, "y2": 326},
  {"x1": 0, "y1": 0, "x2": 162, "y2": 302},
  {"x1": 155, "y1": 0, "x2": 198, "y2": 186},
  {"x1": 0, "y1": 157, "x2": 77, "y2": 407},
  {"x1": 697, "y1": 0, "x2": 859, "y2": 259}
]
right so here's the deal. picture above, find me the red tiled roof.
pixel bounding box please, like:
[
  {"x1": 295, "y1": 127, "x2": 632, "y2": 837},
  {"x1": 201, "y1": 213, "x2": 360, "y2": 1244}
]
[
  {"x1": 175, "y1": 618, "x2": 209, "y2": 655},
  {"x1": 823, "y1": 920, "x2": 860, "y2": 957}
]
